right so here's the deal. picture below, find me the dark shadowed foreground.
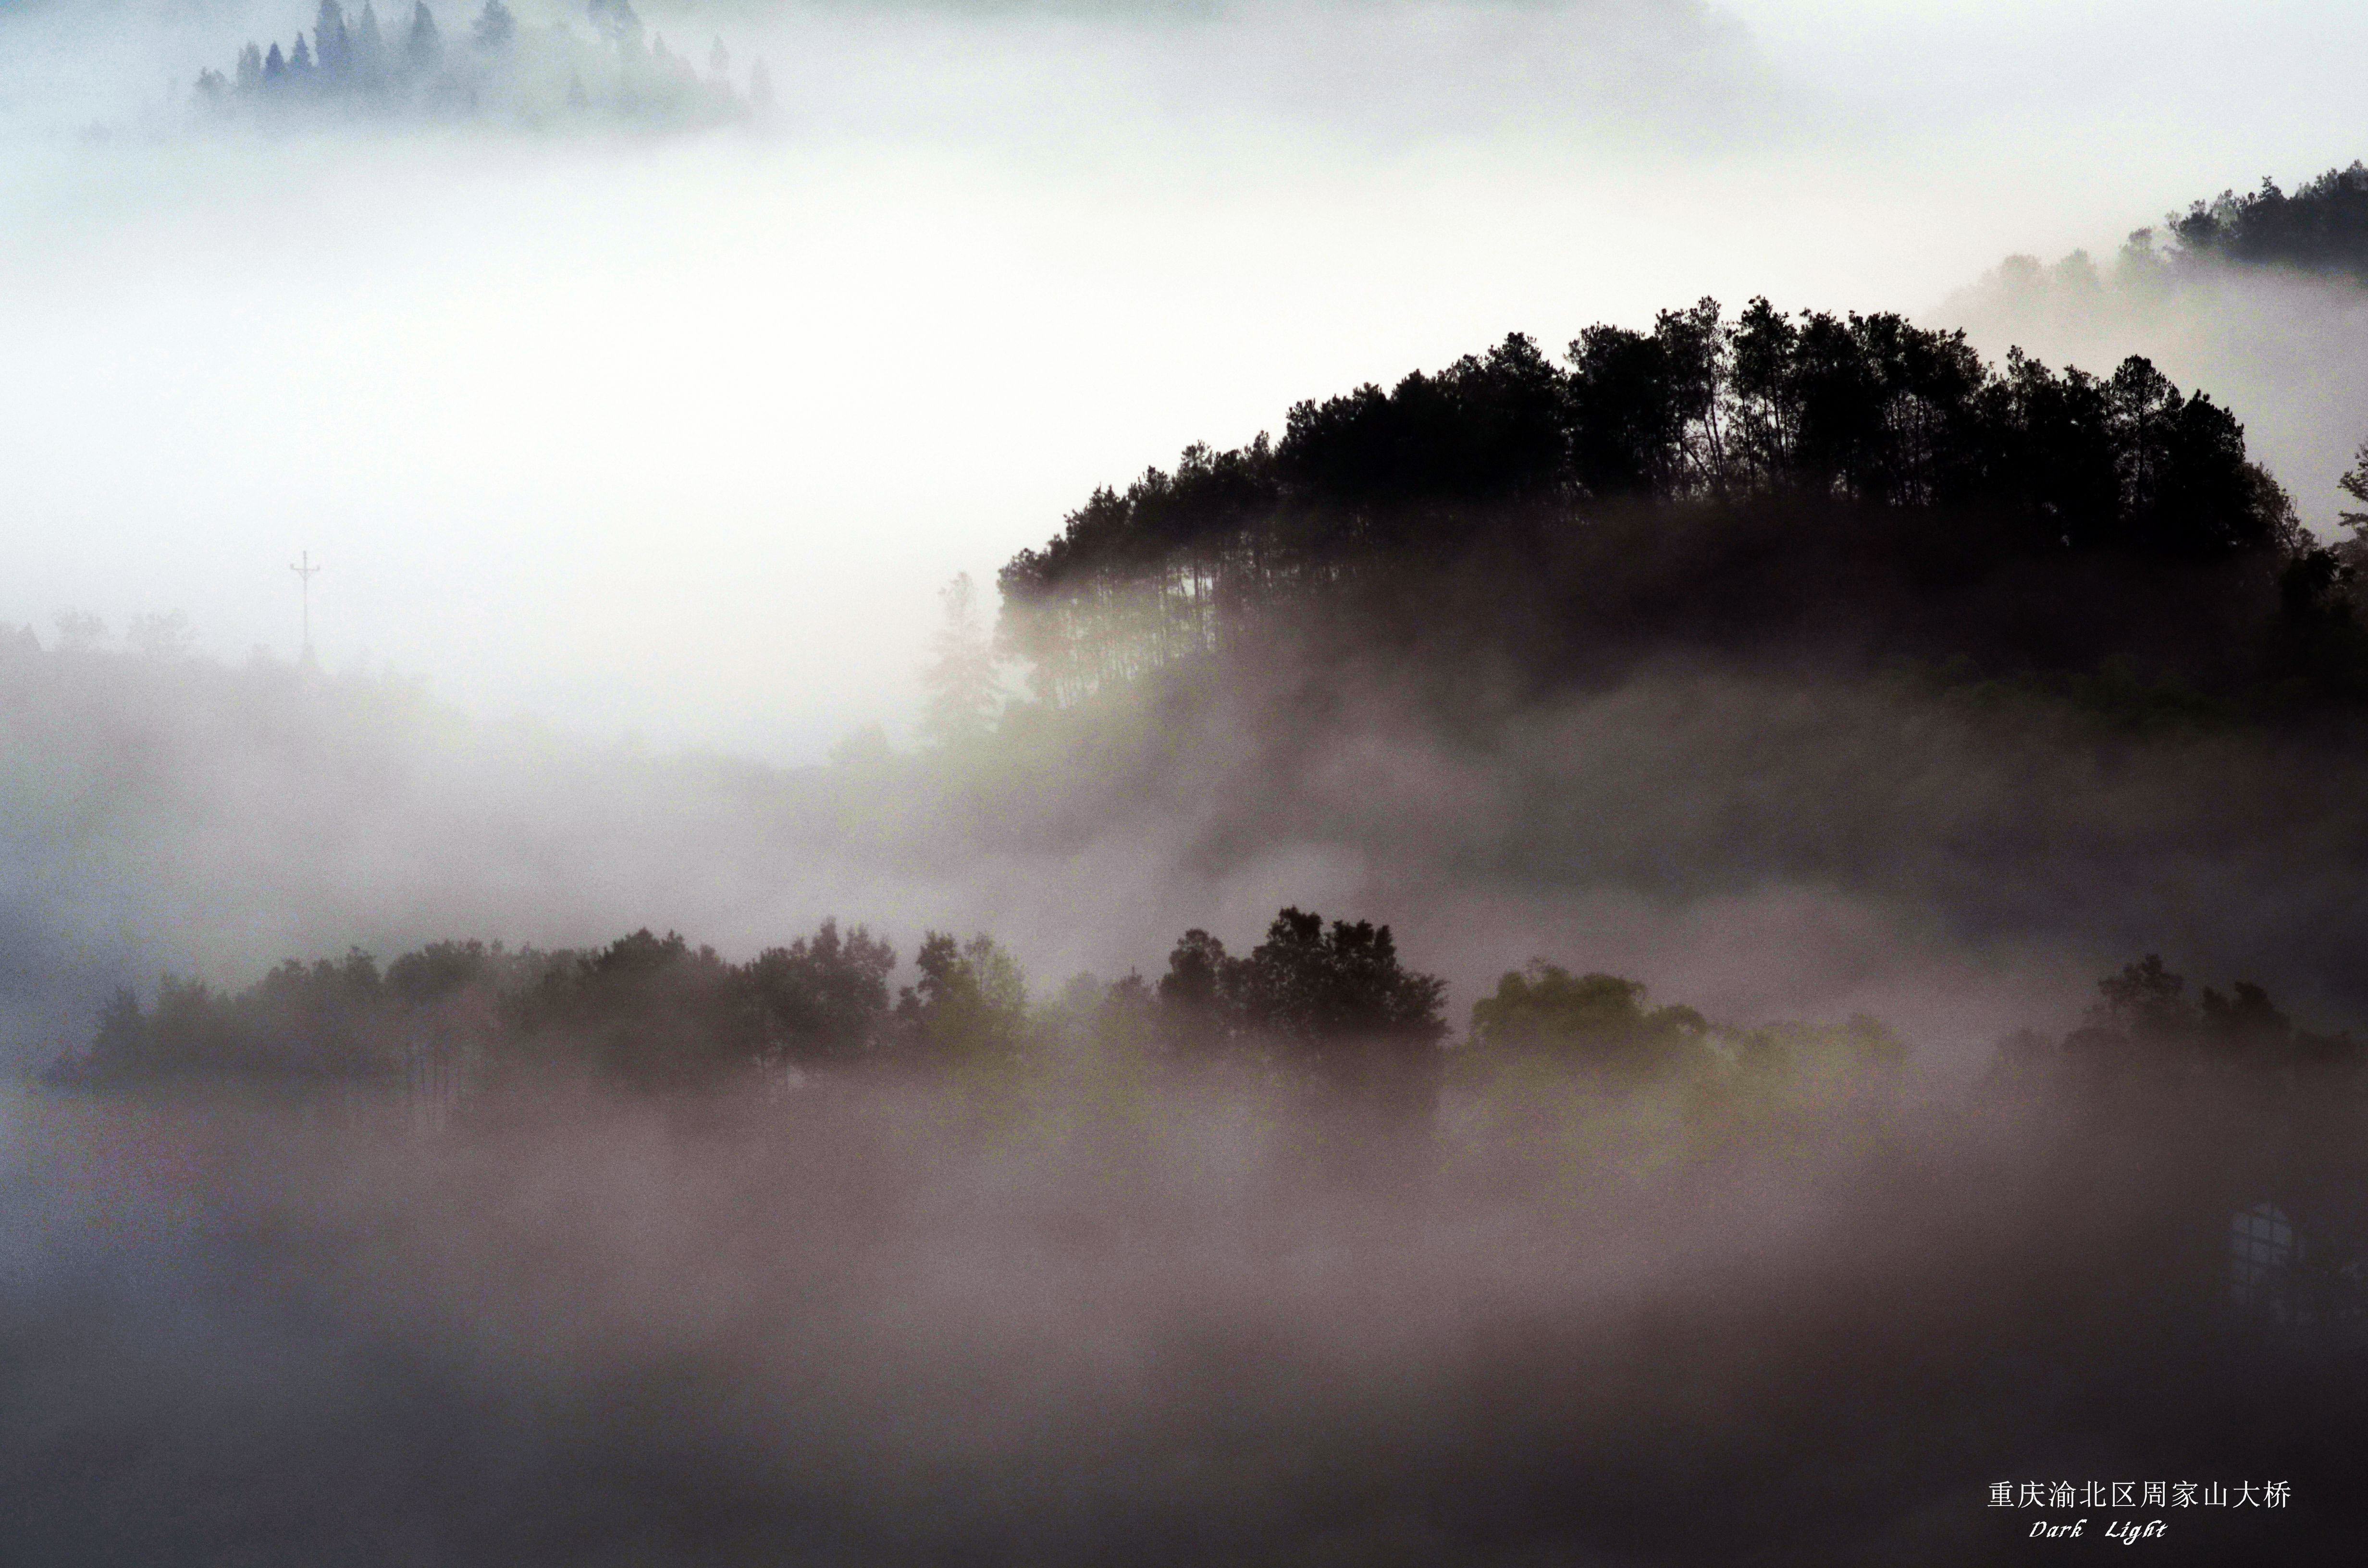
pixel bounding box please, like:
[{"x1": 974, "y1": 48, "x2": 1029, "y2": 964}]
[{"x1": 6, "y1": 1068, "x2": 2361, "y2": 1566}]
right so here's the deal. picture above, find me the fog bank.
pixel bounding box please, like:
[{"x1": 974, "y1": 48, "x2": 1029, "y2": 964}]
[
  {"x1": 6, "y1": 1071, "x2": 2360, "y2": 1565},
  {"x1": 9, "y1": 1, "x2": 2368, "y2": 754}
]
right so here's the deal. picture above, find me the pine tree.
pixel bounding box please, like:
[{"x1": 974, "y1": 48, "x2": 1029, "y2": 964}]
[
  {"x1": 315, "y1": 1, "x2": 350, "y2": 75},
  {"x1": 588, "y1": 0, "x2": 642, "y2": 47},
  {"x1": 354, "y1": 3, "x2": 386, "y2": 82},
  {"x1": 919, "y1": 574, "x2": 1002, "y2": 749},
  {"x1": 407, "y1": 3, "x2": 442, "y2": 70},
  {"x1": 472, "y1": 0, "x2": 515, "y2": 49}
]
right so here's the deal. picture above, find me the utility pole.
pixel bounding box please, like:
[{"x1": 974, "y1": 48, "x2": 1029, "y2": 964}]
[{"x1": 289, "y1": 551, "x2": 322, "y2": 661}]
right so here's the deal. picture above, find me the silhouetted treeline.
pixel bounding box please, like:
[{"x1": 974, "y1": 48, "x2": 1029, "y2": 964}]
[
  {"x1": 75, "y1": 896, "x2": 2365, "y2": 1119},
  {"x1": 1988, "y1": 954, "x2": 2368, "y2": 1340},
  {"x1": 191, "y1": 1, "x2": 772, "y2": 129},
  {"x1": 2167, "y1": 162, "x2": 2368, "y2": 279},
  {"x1": 49, "y1": 909, "x2": 1439, "y2": 1094},
  {"x1": 1997, "y1": 952, "x2": 2366, "y2": 1092},
  {"x1": 62, "y1": 920, "x2": 888, "y2": 1091},
  {"x1": 998, "y1": 300, "x2": 2368, "y2": 707},
  {"x1": 49, "y1": 906, "x2": 1950, "y2": 1113}
]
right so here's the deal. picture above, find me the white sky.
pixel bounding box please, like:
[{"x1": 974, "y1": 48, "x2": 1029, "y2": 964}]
[{"x1": 4, "y1": 0, "x2": 2366, "y2": 758}]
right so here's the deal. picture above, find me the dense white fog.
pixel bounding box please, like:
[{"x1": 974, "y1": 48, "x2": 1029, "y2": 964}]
[
  {"x1": 5, "y1": 0, "x2": 2366, "y2": 756},
  {"x1": 6, "y1": 0, "x2": 2368, "y2": 1062},
  {"x1": 11, "y1": 10, "x2": 2368, "y2": 1562}
]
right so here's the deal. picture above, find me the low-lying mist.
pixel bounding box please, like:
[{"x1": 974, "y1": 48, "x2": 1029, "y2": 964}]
[
  {"x1": 13, "y1": 7, "x2": 2368, "y2": 1557},
  {"x1": 13, "y1": 602, "x2": 2368, "y2": 1087},
  {"x1": 7, "y1": 1057, "x2": 2360, "y2": 1564}
]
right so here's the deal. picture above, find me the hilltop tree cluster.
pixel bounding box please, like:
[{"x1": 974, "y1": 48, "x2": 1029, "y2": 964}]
[
  {"x1": 1962, "y1": 160, "x2": 2368, "y2": 326},
  {"x1": 192, "y1": 1, "x2": 774, "y2": 127},
  {"x1": 2165, "y1": 162, "x2": 2368, "y2": 279},
  {"x1": 997, "y1": 299, "x2": 2340, "y2": 707}
]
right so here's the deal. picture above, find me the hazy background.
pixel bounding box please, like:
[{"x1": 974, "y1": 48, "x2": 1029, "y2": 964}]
[
  {"x1": 11, "y1": 14, "x2": 2368, "y2": 1557},
  {"x1": 6, "y1": 0, "x2": 2368, "y2": 758}
]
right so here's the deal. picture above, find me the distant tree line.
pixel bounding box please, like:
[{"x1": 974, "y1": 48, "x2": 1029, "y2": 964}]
[
  {"x1": 68, "y1": 912, "x2": 2358, "y2": 1119},
  {"x1": 191, "y1": 1, "x2": 773, "y2": 127},
  {"x1": 48, "y1": 907, "x2": 1944, "y2": 1113},
  {"x1": 1997, "y1": 954, "x2": 2366, "y2": 1090},
  {"x1": 2165, "y1": 162, "x2": 2368, "y2": 280},
  {"x1": 996, "y1": 300, "x2": 2367, "y2": 709},
  {"x1": 1967, "y1": 159, "x2": 2368, "y2": 322}
]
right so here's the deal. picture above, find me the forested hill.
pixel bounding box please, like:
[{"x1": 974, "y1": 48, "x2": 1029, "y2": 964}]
[
  {"x1": 999, "y1": 299, "x2": 2366, "y2": 709},
  {"x1": 2165, "y1": 162, "x2": 2368, "y2": 279},
  {"x1": 187, "y1": 1, "x2": 771, "y2": 130}
]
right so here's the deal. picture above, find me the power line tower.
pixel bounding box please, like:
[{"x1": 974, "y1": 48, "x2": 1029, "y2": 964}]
[{"x1": 289, "y1": 550, "x2": 323, "y2": 662}]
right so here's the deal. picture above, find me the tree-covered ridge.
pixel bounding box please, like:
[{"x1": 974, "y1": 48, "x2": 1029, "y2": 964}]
[
  {"x1": 2166, "y1": 162, "x2": 2368, "y2": 279},
  {"x1": 998, "y1": 300, "x2": 2318, "y2": 707},
  {"x1": 190, "y1": 1, "x2": 773, "y2": 129}
]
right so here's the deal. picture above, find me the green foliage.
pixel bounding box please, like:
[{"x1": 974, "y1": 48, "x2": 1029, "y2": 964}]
[
  {"x1": 1458, "y1": 962, "x2": 1904, "y2": 1114},
  {"x1": 1040, "y1": 969, "x2": 1159, "y2": 1069},
  {"x1": 1156, "y1": 910, "x2": 1448, "y2": 1059},
  {"x1": 385, "y1": 938, "x2": 500, "y2": 1006},
  {"x1": 747, "y1": 919, "x2": 896, "y2": 1066},
  {"x1": 513, "y1": 929, "x2": 756, "y2": 1088},
  {"x1": 1236, "y1": 908, "x2": 1447, "y2": 1049},
  {"x1": 58, "y1": 911, "x2": 1933, "y2": 1122},
  {"x1": 1148, "y1": 909, "x2": 1449, "y2": 1113},
  {"x1": 74, "y1": 947, "x2": 395, "y2": 1080},
  {"x1": 62, "y1": 919, "x2": 895, "y2": 1090},
  {"x1": 893, "y1": 931, "x2": 1029, "y2": 1070},
  {"x1": 1468, "y1": 962, "x2": 1710, "y2": 1079},
  {"x1": 1912, "y1": 653, "x2": 2239, "y2": 733},
  {"x1": 1718, "y1": 1014, "x2": 1909, "y2": 1087}
]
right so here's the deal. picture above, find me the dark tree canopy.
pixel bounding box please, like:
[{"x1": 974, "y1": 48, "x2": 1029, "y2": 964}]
[
  {"x1": 1998, "y1": 954, "x2": 2365, "y2": 1090},
  {"x1": 1468, "y1": 962, "x2": 1710, "y2": 1080},
  {"x1": 747, "y1": 919, "x2": 896, "y2": 1066},
  {"x1": 1154, "y1": 908, "x2": 1449, "y2": 1109},
  {"x1": 56, "y1": 908, "x2": 1454, "y2": 1106},
  {"x1": 890, "y1": 931, "x2": 1029, "y2": 1069},
  {"x1": 62, "y1": 921, "x2": 900, "y2": 1090},
  {"x1": 2168, "y1": 163, "x2": 2368, "y2": 278},
  {"x1": 1000, "y1": 300, "x2": 2306, "y2": 707}
]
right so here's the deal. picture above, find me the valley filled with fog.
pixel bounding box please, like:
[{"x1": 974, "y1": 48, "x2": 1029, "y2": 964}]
[{"x1": 7, "y1": 2, "x2": 2368, "y2": 1563}]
